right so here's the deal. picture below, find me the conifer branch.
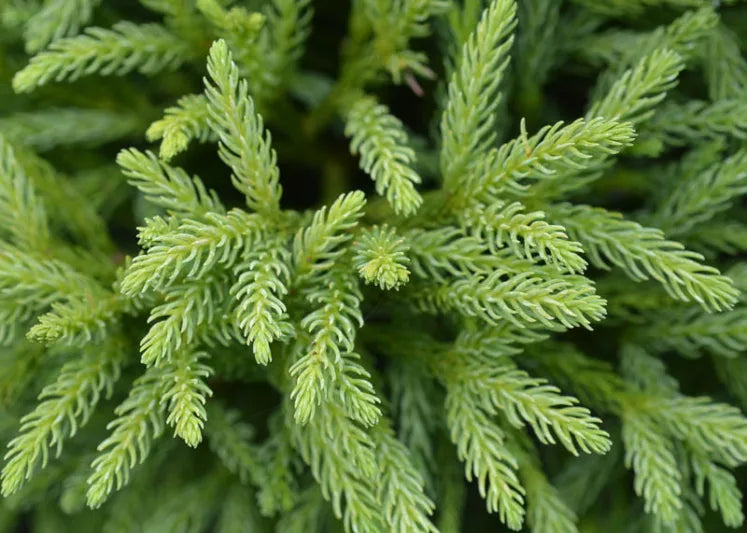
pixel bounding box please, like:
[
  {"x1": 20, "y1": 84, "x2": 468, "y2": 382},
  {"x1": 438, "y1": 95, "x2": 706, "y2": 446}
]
[
  {"x1": 587, "y1": 48, "x2": 684, "y2": 125},
  {"x1": 27, "y1": 292, "x2": 127, "y2": 346},
  {"x1": 204, "y1": 40, "x2": 282, "y2": 214},
  {"x1": 701, "y1": 23, "x2": 747, "y2": 101},
  {"x1": 373, "y1": 420, "x2": 438, "y2": 533},
  {"x1": 291, "y1": 398, "x2": 382, "y2": 533},
  {"x1": 13, "y1": 22, "x2": 191, "y2": 93},
  {"x1": 649, "y1": 148, "x2": 747, "y2": 237},
  {"x1": 691, "y1": 452, "x2": 744, "y2": 528},
  {"x1": 120, "y1": 210, "x2": 265, "y2": 296},
  {"x1": 548, "y1": 203, "x2": 738, "y2": 312},
  {"x1": 1, "y1": 343, "x2": 124, "y2": 497},
  {"x1": 0, "y1": 108, "x2": 140, "y2": 151},
  {"x1": 413, "y1": 268, "x2": 606, "y2": 330},
  {"x1": 86, "y1": 367, "x2": 167, "y2": 508},
  {"x1": 440, "y1": 0, "x2": 517, "y2": 189},
  {"x1": 345, "y1": 95, "x2": 422, "y2": 216},
  {"x1": 445, "y1": 382, "x2": 525, "y2": 530},
  {"x1": 117, "y1": 148, "x2": 224, "y2": 217},
  {"x1": 292, "y1": 191, "x2": 366, "y2": 280},
  {"x1": 146, "y1": 94, "x2": 215, "y2": 161},
  {"x1": 621, "y1": 409, "x2": 683, "y2": 523},
  {"x1": 459, "y1": 202, "x2": 587, "y2": 274},
  {"x1": 162, "y1": 349, "x2": 213, "y2": 448},
  {"x1": 23, "y1": 0, "x2": 102, "y2": 53},
  {"x1": 454, "y1": 118, "x2": 635, "y2": 203},
  {"x1": 230, "y1": 245, "x2": 291, "y2": 365},
  {"x1": 0, "y1": 136, "x2": 49, "y2": 251}
]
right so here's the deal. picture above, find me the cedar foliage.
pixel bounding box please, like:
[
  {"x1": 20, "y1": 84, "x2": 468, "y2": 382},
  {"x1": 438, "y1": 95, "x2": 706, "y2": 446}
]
[{"x1": 1, "y1": 1, "x2": 746, "y2": 532}]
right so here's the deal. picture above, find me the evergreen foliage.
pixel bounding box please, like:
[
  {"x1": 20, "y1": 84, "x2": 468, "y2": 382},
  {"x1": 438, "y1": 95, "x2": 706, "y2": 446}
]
[{"x1": 0, "y1": 1, "x2": 746, "y2": 532}]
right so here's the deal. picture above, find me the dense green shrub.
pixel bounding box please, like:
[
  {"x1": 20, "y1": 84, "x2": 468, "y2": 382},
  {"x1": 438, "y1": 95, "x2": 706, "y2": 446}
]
[{"x1": 1, "y1": 1, "x2": 746, "y2": 531}]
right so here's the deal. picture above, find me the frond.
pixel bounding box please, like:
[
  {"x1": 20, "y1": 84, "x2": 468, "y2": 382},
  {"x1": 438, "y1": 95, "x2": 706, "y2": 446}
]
[
  {"x1": 413, "y1": 268, "x2": 606, "y2": 330},
  {"x1": 445, "y1": 382, "x2": 525, "y2": 529},
  {"x1": 146, "y1": 94, "x2": 214, "y2": 161},
  {"x1": 230, "y1": 244, "x2": 291, "y2": 365},
  {"x1": 27, "y1": 292, "x2": 127, "y2": 346},
  {"x1": 619, "y1": 344, "x2": 679, "y2": 396},
  {"x1": 634, "y1": 307, "x2": 747, "y2": 359},
  {"x1": 0, "y1": 245, "x2": 105, "y2": 326},
  {"x1": 621, "y1": 409, "x2": 683, "y2": 523},
  {"x1": 140, "y1": 277, "x2": 228, "y2": 367},
  {"x1": 691, "y1": 452, "x2": 744, "y2": 528},
  {"x1": 440, "y1": 0, "x2": 517, "y2": 189},
  {"x1": 373, "y1": 420, "x2": 438, "y2": 533},
  {"x1": 587, "y1": 48, "x2": 684, "y2": 125},
  {"x1": 455, "y1": 117, "x2": 635, "y2": 204},
  {"x1": 292, "y1": 191, "x2": 366, "y2": 279},
  {"x1": 345, "y1": 95, "x2": 422, "y2": 216},
  {"x1": 1, "y1": 343, "x2": 124, "y2": 496},
  {"x1": 389, "y1": 360, "x2": 436, "y2": 477},
  {"x1": 86, "y1": 366, "x2": 167, "y2": 508},
  {"x1": 13, "y1": 22, "x2": 191, "y2": 93},
  {"x1": 516, "y1": 444, "x2": 579, "y2": 533},
  {"x1": 117, "y1": 148, "x2": 224, "y2": 217},
  {"x1": 449, "y1": 339, "x2": 611, "y2": 455},
  {"x1": 687, "y1": 221, "x2": 747, "y2": 256},
  {"x1": 638, "y1": 99, "x2": 747, "y2": 153},
  {"x1": 266, "y1": 0, "x2": 314, "y2": 87},
  {"x1": 701, "y1": 23, "x2": 747, "y2": 101},
  {"x1": 23, "y1": 0, "x2": 102, "y2": 53},
  {"x1": 289, "y1": 269, "x2": 380, "y2": 425},
  {"x1": 120, "y1": 209, "x2": 265, "y2": 296},
  {"x1": 459, "y1": 202, "x2": 587, "y2": 274},
  {"x1": 649, "y1": 148, "x2": 747, "y2": 237},
  {"x1": 161, "y1": 349, "x2": 213, "y2": 447},
  {"x1": 548, "y1": 203, "x2": 738, "y2": 312},
  {"x1": 204, "y1": 39, "x2": 282, "y2": 214},
  {"x1": 291, "y1": 398, "x2": 382, "y2": 533},
  {"x1": 648, "y1": 397, "x2": 747, "y2": 467}
]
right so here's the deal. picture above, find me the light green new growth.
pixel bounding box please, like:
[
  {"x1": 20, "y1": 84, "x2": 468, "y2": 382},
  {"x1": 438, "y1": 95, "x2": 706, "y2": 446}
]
[
  {"x1": 587, "y1": 48, "x2": 684, "y2": 125},
  {"x1": 145, "y1": 94, "x2": 214, "y2": 161},
  {"x1": 117, "y1": 148, "x2": 224, "y2": 217},
  {"x1": 204, "y1": 40, "x2": 282, "y2": 214},
  {"x1": 162, "y1": 349, "x2": 213, "y2": 448},
  {"x1": 453, "y1": 117, "x2": 635, "y2": 204},
  {"x1": 440, "y1": 0, "x2": 517, "y2": 189},
  {"x1": 621, "y1": 409, "x2": 682, "y2": 523},
  {"x1": 549, "y1": 203, "x2": 738, "y2": 311},
  {"x1": 353, "y1": 225, "x2": 411, "y2": 290},
  {"x1": 345, "y1": 95, "x2": 423, "y2": 216},
  {"x1": 231, "y1": 245, "x2": 291, "y2": 364},
  {"x1": 292, "y1": 190, "x2": 366, "y2": 279},
  {"x1": 459, "y1": 202, "x2": 587, "y2": 274}
]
